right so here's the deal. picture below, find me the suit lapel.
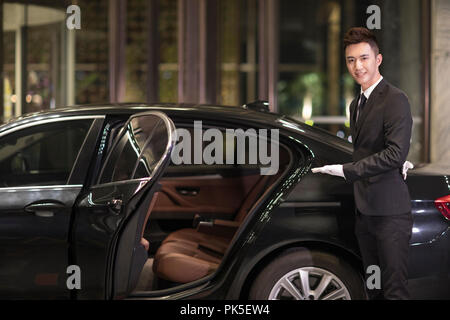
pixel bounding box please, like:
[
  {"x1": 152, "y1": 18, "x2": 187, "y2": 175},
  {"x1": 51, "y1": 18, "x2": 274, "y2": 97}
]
[
  {"x1": 349, "y1": 98, "x2": 357, "y2": 140},
  {"x1": 354, "y1": 79, "x2": 387, "y2": 144}
]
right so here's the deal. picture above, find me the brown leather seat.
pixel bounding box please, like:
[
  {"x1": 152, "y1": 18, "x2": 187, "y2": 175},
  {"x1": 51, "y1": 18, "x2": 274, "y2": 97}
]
[
  {"x1": 153, "y1": 174, "x2": 276, "y2": 283},
  {"x1": 163, "y1": 175, "x2": 272, "y2": 245},
  {"x1": 161, "y1": 230, "x2": 230, "y2": 255},
  {"x1": 155, "y1": 252, "x2": 220, "y2": 283}
]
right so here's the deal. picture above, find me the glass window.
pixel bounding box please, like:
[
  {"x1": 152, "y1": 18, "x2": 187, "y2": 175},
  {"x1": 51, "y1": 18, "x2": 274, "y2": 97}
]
[
  {"x1": 166, "y1": 121, "x2": 286, "y2": 178},
  {"x1": 0, "y1": 120, "x2": 93, "y2": 187},
  {"x1": 3, "y1": 30, "x2": 15, "y2": 122},
  {"x1": 125, "y1": 0, "x2": 148, "y2": 102},
  {"x1": 158, "y1": 0, "x2": 178, "y2": 102},
  {"x1": 124, "y1": 0, "x2": 178, "y2": 103},
  {"x1": 98, "y1": 114, "x2": 170, "y2": 184},
  {"x1": 2, "y1": 3, "x2": 67, "y2": 120},
  {"x1": 26, "y1": 22, "x2": 63, "y2": 114},
  {"x1": 75, "y1": 0, "x2": 109, "y2": 104},
  {"x1": 278, "y1": 0, "x2": 424, "y2": 163},
  {"x1": 219, "y1": 0, "x2": 258, "y2": 106}
]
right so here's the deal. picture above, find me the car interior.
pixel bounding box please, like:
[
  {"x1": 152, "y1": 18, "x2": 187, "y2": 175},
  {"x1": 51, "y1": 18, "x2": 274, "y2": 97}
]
[{"x1": 116, "y1": 120, "x2": 293, "y2": 293}]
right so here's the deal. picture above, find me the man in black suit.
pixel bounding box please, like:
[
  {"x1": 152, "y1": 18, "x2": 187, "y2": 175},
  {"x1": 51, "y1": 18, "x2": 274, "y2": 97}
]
[{"x1": 312, "y1": 27, "x2": 414, "y2": 300}]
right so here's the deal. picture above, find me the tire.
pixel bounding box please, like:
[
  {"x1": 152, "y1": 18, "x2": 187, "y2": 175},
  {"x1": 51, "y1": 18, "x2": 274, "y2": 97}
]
[{"x1": 249, "y1": 248, "x2": 366, "y2": 300}]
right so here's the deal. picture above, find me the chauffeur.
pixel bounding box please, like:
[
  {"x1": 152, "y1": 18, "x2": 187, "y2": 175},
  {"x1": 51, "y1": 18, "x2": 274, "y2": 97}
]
[{"x1": 312, "y1": 27, "x2": 414, "y2": 300}]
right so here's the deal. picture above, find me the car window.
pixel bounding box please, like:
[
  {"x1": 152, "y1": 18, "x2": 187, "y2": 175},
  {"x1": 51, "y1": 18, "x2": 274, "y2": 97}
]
[
  {"x1": 98, "y1": 114, "x2": 170, "y2": 184},
  {"x1": 164, "y1": 122, "x2": 284, "y2": 177},
  {"x1": 0, "y1": 120, "x2": 93, "y2": 187}
]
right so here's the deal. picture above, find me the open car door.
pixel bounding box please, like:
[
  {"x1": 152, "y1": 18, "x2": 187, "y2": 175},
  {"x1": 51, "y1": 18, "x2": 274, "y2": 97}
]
[{"x1": 73, "y1": 112, "x2": 175, "y2": 299}]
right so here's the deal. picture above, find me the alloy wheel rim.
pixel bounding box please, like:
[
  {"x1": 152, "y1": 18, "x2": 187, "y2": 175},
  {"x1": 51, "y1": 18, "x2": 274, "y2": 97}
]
[{"x1": 268, "y1": 267, "x2": 351, "y2": 300}]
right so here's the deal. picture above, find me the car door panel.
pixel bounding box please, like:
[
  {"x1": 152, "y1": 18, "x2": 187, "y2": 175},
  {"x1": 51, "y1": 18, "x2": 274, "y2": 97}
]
[
  {"x1": 0, "y1": 118, "x2": 102, "y2": 299},
  {"x1": 0, "y1": 186, "x2": 81, "y2": 298},
  {"x1": 153, "y1": 174, "x2": 260, "y2": 219},
  {"x1": 72, "y1": 111, "x2": 176, "y2": 299}
]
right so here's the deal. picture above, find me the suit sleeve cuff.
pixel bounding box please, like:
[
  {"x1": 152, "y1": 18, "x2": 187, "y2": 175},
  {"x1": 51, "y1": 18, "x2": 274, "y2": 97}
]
[{"x1": 342, "y1": 163, "x2": 357, "y2": 183}]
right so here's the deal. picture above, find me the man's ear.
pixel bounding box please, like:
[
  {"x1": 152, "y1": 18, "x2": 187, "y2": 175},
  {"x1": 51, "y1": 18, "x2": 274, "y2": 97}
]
[{"x1": 376, "y1": 53, "x2": 383, "y2": 67}]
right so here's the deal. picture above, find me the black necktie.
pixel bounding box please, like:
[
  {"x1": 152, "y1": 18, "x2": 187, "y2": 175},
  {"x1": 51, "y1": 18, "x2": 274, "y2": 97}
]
[{"x1": 356, "y1": 93, "x2": 367, "y2": 128}]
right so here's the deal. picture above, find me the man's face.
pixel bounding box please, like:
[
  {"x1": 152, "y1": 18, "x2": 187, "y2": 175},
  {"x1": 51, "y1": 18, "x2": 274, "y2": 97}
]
[{"x1": 345, "y1": 42, "x2": 382, "y2": 91}]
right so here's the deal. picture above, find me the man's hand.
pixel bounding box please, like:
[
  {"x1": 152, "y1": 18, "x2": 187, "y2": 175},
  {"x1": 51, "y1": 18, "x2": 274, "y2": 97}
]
[
  {"x1": 402, "y1": 161, "x2": 414, "y2": 180},
  {"x1": 311, "y1": 164, "x2": 345, "y2": 179}
]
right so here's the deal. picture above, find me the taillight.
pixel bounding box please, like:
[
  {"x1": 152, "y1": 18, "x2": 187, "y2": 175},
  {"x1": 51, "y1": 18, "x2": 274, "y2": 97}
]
[{"x1": 435, "y1": 195, "x2": 450, "y2": 220}]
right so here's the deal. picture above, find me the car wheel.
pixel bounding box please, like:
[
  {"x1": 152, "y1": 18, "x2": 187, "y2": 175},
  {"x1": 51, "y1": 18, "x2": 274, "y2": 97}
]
[{"x1": 249, "y1": 248, "x2": 366, "y2": 300}]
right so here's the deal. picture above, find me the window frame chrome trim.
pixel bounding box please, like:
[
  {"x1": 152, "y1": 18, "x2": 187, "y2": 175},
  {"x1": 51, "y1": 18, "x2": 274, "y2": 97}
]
[
  {"x1": 0, "y1": 185, "x2": 83, "y2": 192},
  {"x1": 94, "y1": 111, "x2": 176, "y2": 194}
]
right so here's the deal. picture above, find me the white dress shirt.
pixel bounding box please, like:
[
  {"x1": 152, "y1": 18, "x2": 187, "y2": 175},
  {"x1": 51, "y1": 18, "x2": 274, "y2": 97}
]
[{"x1": 356, "y1": 75, "x2": 384, "y2": 121}]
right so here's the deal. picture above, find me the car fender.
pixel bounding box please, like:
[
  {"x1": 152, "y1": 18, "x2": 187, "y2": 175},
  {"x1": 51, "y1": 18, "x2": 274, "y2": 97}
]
[{"x1": 225, "y1": 207, "x2": 363, "y2": 299}]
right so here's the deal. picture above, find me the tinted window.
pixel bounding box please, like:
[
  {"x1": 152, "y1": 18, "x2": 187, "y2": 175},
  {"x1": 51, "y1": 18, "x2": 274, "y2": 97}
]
[
  {"x1": 98, "y1": 114, "x2": 170, "y2": 184},
  {"x1": 0, "y1": 120, "x2": 93, "y2": 187},
  {"x1": 165, "y1": 122, "x2": 289, "y2": 178}
]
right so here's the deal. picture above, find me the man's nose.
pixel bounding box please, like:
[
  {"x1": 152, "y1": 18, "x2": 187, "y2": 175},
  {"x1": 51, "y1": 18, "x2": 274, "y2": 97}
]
[{"x1": 355, "y1": 59, "x2": 363, "y2": 69}]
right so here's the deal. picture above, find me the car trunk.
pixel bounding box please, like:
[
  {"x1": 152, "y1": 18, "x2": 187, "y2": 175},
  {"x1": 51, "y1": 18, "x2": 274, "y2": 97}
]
[{"x1": 407, "y1": 163, "x2": 450, "y2": 201}]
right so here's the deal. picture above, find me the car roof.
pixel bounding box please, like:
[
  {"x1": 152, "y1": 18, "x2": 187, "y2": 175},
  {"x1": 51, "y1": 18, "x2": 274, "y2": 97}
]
[{"x1": 0, "y1": 103, "x2": 353, "y2": 153}]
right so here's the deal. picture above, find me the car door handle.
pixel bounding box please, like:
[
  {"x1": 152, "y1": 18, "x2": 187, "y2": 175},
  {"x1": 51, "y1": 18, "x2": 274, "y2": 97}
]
[
  {"x1": 24, "y1": 201, "x2": 66, "y2": 218},
  {"x1": 176, "y1": 187, "x2": 199, "y2": 196}
]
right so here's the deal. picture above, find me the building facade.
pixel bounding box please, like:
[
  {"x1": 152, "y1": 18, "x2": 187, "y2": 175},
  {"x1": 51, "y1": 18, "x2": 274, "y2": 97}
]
[{"x1": 1, "y1": 0, "x2": 449, "y2": 165}]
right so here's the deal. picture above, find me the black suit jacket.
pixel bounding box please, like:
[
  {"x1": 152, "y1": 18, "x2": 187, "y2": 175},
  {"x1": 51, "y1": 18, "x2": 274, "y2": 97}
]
[{"x1": 343, "y1": 79, "x2": 413, "y2": 216}]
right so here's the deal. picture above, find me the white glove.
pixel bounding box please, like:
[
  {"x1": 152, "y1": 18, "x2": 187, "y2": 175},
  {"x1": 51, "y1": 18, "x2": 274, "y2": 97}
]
[
  {"x1": 402, "y1": 161, "x2": 414, "y2": 180},
  {"x1": 311, "y1": 165, "x2": 345, "y2": 179}
]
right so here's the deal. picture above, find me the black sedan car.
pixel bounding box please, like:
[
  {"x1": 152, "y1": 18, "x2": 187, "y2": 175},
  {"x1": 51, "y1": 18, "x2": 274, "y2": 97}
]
[{"x1": 0, "y1": 103, "x2": 449, "y2": 300}]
